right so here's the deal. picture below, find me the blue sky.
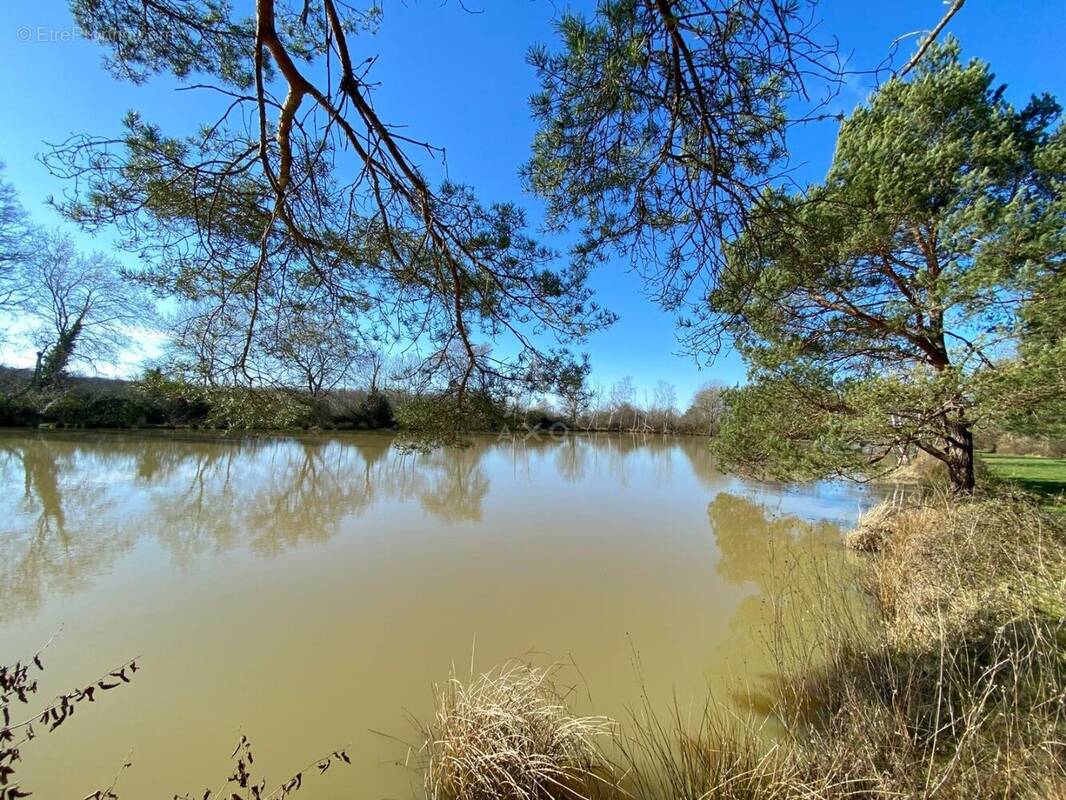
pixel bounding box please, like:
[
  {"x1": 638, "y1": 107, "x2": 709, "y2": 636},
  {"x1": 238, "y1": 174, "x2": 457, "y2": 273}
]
[{"x1": 1, "y1": 0, "x2": 1063, "y2": 406}]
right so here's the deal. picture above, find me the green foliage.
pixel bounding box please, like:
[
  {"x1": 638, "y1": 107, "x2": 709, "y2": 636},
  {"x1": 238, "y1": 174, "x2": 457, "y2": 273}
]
[
  {"x1": 33, "y1": 315, "x2": 84, "y2": 388},
  {"x1": 676, "y1": 384, "x2": 724, "y2": 436},
  {"x1": 979, "y1": 263, "x2": 1066, "y2": 437},
  {"x1": 3, "y1": 370, "x2": 324, "y2": 431},
  {"x1": 204, "y1": 386, "x2": 318, "y2": 430},
  {"x1": 713, "y1": 373, "x2": 846, "y2": 481},
  {"x1": 43, "y1": 390, "x2": 150, "y2": 428},
  {"x1": 525, "y1": 0, "x2": 832, "y2": 322},
  {"x1": 522, "y1": 349, "x2": 593, "y2": 425},
  {"x1": 348, "y1": 390, "x2": 395, "y2": 430},
  {"x1": 135, "y1": 371, "x2": 319, "y2": 430},
  {"x1": 131, "y1": 369, "x2": 212, "y2": 424},
  {"x1": 519, "y1": 408, "x2": 569, "y2": 432},
  {"x1": 714, "y1": 41, "x2": 1064, "y2": 492},
  {"x1": 394, "y1": 391, "x2": 506, "y2": 449},
  {"x1": 50, "y1": 2, "x2": 616, "y2": 398},
  {"x1": 0, "y1": 392, "x2": 39, "y2": 427},
  {"x1": 70, "y1": 0, "x2": 257, "y2": 86},
  {"x1": 0, "y1": 386, "x2": 159, "y2": 429}
]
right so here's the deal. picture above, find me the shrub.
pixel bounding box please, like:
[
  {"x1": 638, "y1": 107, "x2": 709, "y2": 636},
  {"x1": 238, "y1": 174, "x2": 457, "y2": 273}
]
[
  {"x1": 0, "y1": 388, "x2": 156, "y2": 428},
  {"x1": 395, "y1": 391, "x2": 507, "y2": 448},
  {"x1": 0, "y1": 392, "x2": 39, "y2": 426},
  {"x1": 201, "y1": 386, "x2": 319, "y2": 430},
  {"x1": 522, "y1": 409, "x2": 569, "y2": 431},
  {"x1": 993, "y1": 432, "x2": 1066, "y2": 458},
  {"x1": 43, "y1": 391, "x2": 150, "y2": 428},
  {"x1": 355, "y1": 390, "x2": 395, "y2": 429},
  {"x1": 134, "y1": 372, "x2": 321, "y2": 430},
  {"x1": 131, "y1": 370, "x2": 212, "y2": 425}
]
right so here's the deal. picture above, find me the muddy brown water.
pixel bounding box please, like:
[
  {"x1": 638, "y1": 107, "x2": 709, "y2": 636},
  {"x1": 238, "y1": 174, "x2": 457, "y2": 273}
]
[{"x1": 0, "y1": 429, "x2": 881, "y2": 798}]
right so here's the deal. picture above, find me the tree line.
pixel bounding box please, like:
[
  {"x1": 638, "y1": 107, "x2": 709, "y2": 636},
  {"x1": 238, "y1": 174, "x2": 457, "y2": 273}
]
[
  {"x1": 505, "y1": 376, "x2": 725, "y2": 436},
  {"x1": 0, "y1": 163, "x2": 724, "y2": 436}
]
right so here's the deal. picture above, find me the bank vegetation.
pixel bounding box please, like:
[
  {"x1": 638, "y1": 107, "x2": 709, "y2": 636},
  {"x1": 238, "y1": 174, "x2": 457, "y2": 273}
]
[
  {"x1": 421, "y1": 491, "x2": 1066, "y2": 800},
  {"x1": 0, "y1": 365, "x2": 725, "y2": 438}
]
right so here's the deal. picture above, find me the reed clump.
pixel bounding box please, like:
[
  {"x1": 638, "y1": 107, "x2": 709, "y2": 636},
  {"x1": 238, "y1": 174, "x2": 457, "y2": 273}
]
[
  {"x1": 843, "y1": 500, "x2": 901, "y2": 552},
  {"x1": 422, "y1": 663, "x2": 614, "y2": 800},
  {"x1": 424, "y1": 494, "x2": 1066, "y2": 799}
]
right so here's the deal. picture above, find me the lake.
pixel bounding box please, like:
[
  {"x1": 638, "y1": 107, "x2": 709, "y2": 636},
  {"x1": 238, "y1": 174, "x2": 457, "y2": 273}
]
[{"x1": 0, "y1": 429, "x2": 880, "y2": 798}]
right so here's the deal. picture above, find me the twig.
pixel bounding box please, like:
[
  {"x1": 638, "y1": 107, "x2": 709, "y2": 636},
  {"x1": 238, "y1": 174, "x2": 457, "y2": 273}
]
[{"x1": 898, "y1": 0, "x2": 965, "y2": 77}]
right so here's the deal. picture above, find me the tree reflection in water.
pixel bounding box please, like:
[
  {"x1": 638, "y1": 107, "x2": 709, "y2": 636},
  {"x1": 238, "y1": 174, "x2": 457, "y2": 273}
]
[
  {"x1": 706, "y1": 491, "x2": 862, "y2": 718},
  {"x1": 0, "y1": 435, "x2": 138, "y2": 619},
  {"x1": 0, "y1": 430, "x2": 873, "y2": 628},
  {"x1": 0, "y1": 429, "x2": 883, "y2": 800},
  {"x1": 0, "y1": 431, "x2": 503, "y2": 615}
]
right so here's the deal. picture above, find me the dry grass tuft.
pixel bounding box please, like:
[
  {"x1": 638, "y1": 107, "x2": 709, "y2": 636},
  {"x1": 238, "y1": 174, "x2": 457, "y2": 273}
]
[
  {"x1": 423, "y1": 663, "x2": 614, "y2": 800},
  {"x1": 870, "y1": 492, "x2": 1065, "y2": 647},
  {"x1": 844, "y1": 501, "x2": 901, "y2": 552},
  {"x1": 884, "y1": 450, "x2": 995, "y2": 487},
  {"x1": 612, "y1": 699, "x2": 802, "y2": 800},
  {"x1": 884, "y1": 450, "x2": 949, "y2": 484},
  {"x1": 781, "y1": 493, "x2": 1066, "y2": 798}
]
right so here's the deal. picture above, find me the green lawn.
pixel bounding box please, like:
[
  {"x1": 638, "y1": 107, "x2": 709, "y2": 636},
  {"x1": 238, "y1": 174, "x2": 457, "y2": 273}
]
[{"x1": 981, "y1": 453, "x2": 1066, "y2": 505}]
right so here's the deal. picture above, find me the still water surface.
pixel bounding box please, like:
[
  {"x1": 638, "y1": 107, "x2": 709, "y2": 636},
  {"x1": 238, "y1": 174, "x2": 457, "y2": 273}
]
[{"x1": 1, "y1": 430, "x2": 880, "y2": 798}]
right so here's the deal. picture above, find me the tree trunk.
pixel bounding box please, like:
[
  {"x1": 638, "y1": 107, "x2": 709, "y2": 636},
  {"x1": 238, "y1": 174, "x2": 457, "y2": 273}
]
[
  {"x1": 943, "y1": 416, "x2": 976, "y2": 495},
  {"x1": 36, "y1": 308, "x2": 87, "y2": 389}
]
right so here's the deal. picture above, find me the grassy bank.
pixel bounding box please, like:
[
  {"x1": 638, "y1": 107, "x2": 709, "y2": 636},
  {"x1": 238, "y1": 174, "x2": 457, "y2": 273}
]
[
  {"x1": 982, "y1": 453, "x2": 1066, "y2": 507},
  {"x1": 421, "y1": 493, "x2": 1066, "y2": 799}
]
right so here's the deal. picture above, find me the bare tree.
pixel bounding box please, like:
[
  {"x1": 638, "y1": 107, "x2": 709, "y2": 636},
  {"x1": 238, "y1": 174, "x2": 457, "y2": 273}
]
[
  {"x1": 0, "y1": 163, "x2": 34, "y2": 324},
  {"x1": 356, "y1": 347, "x2": 390, "y2": 395},
  {"x1": 651, "y1": 380, "x2": 678, "y2": 433},
  {"x1": 584, "y1": 382, "x2": 606, "y2": 431},
  {"x1": 608, "y1": 376, "x2": 637, "y2": 431},
  {"x1": 266, "y1": 307, "x2": 363, "y2": 396},
  {"x1": 20, "y1": 231, "x2": 150, "y2": 386},
  {"x1": 680, "y1": 382, "x2": 725, "y2": 435}
]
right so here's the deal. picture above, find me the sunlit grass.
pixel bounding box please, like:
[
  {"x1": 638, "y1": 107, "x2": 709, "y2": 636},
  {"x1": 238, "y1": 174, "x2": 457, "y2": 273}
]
[{"x1": 982, "y1": 453, "x2": 1066, "y2": 507}]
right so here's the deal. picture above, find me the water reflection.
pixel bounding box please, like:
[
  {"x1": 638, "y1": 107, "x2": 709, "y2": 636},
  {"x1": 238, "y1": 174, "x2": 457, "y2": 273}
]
[
  {"x1": 0, "y1": 431, "x2": 876, "y2": 621},
  {"x1": 707, "y1": 492, "x2": 855, "y2": 691},
  {"x1": 0, "y1": 433, "x2": 490, "y2": 601},
  {"x1": 0, "y1": 429, "x2": 882, "y2": 799},
  {"x1": 0, "y1": 436, "x2": 138, "y2": 618}
]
